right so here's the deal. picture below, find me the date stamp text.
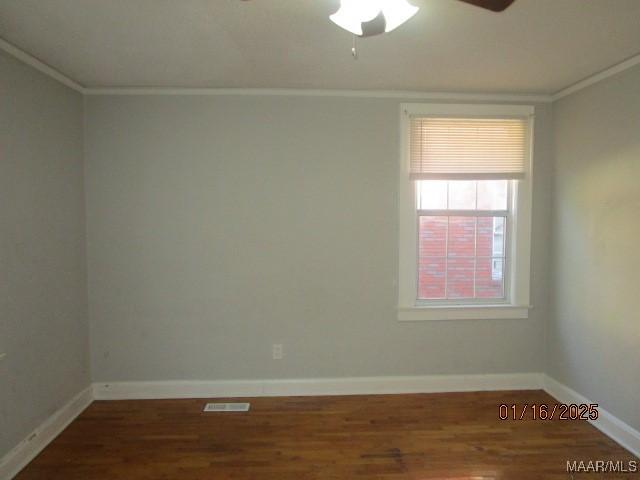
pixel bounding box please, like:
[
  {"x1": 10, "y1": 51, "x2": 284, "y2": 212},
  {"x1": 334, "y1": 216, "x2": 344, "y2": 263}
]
[{"x1": 498, "y1": 403, "x2": 599, "y2": 421}]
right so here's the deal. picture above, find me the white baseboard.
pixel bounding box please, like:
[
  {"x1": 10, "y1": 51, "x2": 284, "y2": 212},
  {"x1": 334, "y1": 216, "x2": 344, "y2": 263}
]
[
  {"x1": 92, "y1": 372, "x2": 543, "y2": 400},
  {"x1": 0, "y1": 386, "x2": 93, "y2": 480},
  {"x1": 543, "y1": 375, "x2": 640, "y2": 458}
]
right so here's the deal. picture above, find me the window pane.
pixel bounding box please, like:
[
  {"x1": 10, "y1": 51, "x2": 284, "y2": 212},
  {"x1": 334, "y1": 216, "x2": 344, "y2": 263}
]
[
  {"x1": 476, "y1": 257, "x2": 505, "y2": 299},
  {"x1": 419, "y1": 216, "x2": 447, "y2": 257},
  {"x1": 418, "y1": 257, "x2": 446, "y2": 299},
  {"x1": 477, "y1": 216, "x2": 506, "y2": 257},
  {"x1": 448, "y1": 181, "x2": 476, "y2": 210},
  {"x1": 417, "y1": 180, "x2": 447, "y2": 209},
  {"x1": 418, "y1": 216, "x2": 447, "y2": 300},
  {"x1": 417, "y1": 214, "x2": 508, "y2": 302},
  {"x1": 447, "y1": 257, "x2": 475, "y2": 298},
  {"x1": 448, "y1": 216, "x2": 476, "y2": 299},
  {"x1": 448, "y1": 216, "x2": 475, "y2": 257},
  {"x1": 477, "y1": 180, "x2": 508, "y2": 210}
]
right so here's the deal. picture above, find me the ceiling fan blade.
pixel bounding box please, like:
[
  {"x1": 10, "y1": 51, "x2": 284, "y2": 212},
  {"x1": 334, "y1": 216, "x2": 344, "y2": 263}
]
[{"x1": 457, "y1": 0, "x2": 516, "y2": 12}]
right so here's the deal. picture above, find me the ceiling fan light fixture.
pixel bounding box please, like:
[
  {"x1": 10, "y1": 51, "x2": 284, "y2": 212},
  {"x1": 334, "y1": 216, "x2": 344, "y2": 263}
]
[
  {"x1": 330, "y1": 0, "x2": 419, "y2": 36},
  {"x1": 380, "y1": 0, "x2": 420, "y2": 33}
]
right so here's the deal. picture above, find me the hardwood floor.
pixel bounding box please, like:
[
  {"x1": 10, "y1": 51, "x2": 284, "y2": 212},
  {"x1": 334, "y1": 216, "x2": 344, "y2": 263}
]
[{"x1": 15, "y1": 390, "x2": 638, "y2": 480}]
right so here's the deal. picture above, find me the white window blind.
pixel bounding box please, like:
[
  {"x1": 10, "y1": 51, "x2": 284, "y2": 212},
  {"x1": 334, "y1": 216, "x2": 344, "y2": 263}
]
[{"x1": 409, "y1": 117, "x2": 528, "y2": 180}]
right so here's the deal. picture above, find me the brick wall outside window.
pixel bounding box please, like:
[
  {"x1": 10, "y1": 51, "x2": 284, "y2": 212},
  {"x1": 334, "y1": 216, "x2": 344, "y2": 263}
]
[{"x1": 418, "y1": 216, "x2": 504, "y2": 300}]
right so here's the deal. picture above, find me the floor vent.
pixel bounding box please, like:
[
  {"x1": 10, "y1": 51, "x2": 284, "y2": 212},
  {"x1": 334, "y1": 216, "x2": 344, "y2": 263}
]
[{"x1": 203, "y1": 402, "x2": 250, "y2": 412}]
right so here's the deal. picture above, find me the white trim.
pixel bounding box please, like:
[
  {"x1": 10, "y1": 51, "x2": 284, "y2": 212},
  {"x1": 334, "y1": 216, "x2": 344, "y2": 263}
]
[
  {"x1": 552, "y1": 52, "x2": 640, "y2": 101},
  {"x1": 0, "y1": 37, "x2": 84, "y2": 93},
  {"x1": 398, "y1": 305, "x2": 530, "y2": 321},
  {"x1": 417, "y1": 209, "x2": 508, "y2": 217},
  {"x1": 0, "y1": 387, "x2": 93, "y2": 480},
  {"x1": 93, "y1": 373, "x2": 543, "y2": 400},
  {"x1": 543, "y1": 375, "x2": 640, "y2": 458},
  {"x1": 83, "y1": 87, "x2": 552, "y2": 102},
  {"x1": 397, "y1": 104, "x2": 417, "y2": 309}
]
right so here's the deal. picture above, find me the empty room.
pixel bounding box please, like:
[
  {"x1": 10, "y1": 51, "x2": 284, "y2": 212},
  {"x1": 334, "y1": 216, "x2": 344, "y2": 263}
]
[{"x1": 1, "y1": 0, "x2": 639, "y2": 478}]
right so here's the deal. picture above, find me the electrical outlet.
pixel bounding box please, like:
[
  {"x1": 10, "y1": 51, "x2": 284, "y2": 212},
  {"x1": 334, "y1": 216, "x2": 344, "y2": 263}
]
[
  {"x1": 272, "y1": 344, "x2": 284, "y2": 360},
  {"x1": 0, "y1": 353, "x2": 6, "y2": 361}
]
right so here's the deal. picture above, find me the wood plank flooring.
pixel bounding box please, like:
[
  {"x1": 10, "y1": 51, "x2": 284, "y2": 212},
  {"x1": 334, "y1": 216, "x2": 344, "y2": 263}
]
[{"x1": 15, "y1": 390, "x2": 638, "y2": 480}]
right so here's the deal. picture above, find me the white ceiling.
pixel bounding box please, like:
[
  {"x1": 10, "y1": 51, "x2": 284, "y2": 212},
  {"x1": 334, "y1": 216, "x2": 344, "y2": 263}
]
[{"x1": 1, "y1": 0, "x2": 640, "y2": 93}]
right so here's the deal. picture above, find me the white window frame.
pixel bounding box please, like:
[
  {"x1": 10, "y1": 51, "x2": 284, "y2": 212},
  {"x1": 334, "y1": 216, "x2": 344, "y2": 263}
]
[{"x1": 398, "y1": 103, "x2": 535, "y2": 321}]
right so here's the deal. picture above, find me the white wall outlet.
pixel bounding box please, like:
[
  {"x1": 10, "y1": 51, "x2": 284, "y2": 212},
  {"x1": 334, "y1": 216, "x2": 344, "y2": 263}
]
[
  {"x1": 272, "y1": 344, "x2": 284, "y2": 360},
  {"x1": 0, "y1": 353, "x2": 6, "y2": 361}
]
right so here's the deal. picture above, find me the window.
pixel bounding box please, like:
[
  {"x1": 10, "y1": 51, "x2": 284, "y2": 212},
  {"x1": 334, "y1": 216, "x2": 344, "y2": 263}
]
[
  {"x1": 417, "y1": 180, "x2": 509, "y2": 301},
  {"x1": 398, "y1": 104, "x2": 534, "y2": 321}
]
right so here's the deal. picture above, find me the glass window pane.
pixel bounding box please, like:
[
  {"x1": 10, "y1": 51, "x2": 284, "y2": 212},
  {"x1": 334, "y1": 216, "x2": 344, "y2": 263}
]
[
  {"x1": 418, "y1": 258, "x2": 446, "y2": 299},
  {"x1": 417, "y1": 214, "x2": 508, "y2": 302},
  {"x1": 419, "y1": 216, "x2": 447, "y2": 257},
  {"x1": 448, "y1": 181, "x2": 476, "y2": 210},
  {"x1": 418, "y1": 216, "x2": 447, "y2": 300},
  {"x1": 447, "y1": 258, "x2": 474, "y2": 298},
  {"x1": 477, "y1": 180, "x2": 508, "y2": 210},
  {"x1": 448, "y1": 216, "x2": 476, "y2": 258},
  {"x1": 476, "y1": 257, "x2": 505, "y2": 299},
  {"x1": 417, "y1": 180, "x2": 447, "y2": 209},
  {"x1": 476, "y1": 216, "x2": 506, "y2": 257}
]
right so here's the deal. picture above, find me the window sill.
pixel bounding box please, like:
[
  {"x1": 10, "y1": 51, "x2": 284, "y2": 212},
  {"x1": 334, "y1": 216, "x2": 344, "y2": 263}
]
[{"x1": 397, "y1": 304, "x2": 531, "y2": 322}]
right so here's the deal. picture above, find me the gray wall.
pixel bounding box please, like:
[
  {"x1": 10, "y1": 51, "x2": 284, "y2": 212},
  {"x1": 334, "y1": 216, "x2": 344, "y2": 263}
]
[
  {"x1": 0, "y1": 51, "x2": 89, "y2": 457},
  {"x1": 550, "y1": 65, "x2": 640, "y2": 431},
  {"x1": 85, "y1": 95, "x2": 553, "y2": 382}
]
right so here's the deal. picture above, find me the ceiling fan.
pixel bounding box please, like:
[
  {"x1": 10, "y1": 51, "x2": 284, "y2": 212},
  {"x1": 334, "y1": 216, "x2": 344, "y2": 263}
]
[{"x1": 239, "y1": 0, "x2": 517, "y2": 38}]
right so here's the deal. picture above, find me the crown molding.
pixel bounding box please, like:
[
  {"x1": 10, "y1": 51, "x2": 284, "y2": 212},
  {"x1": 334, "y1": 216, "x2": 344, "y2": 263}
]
[
  {"x1": 82, "y1": 87, "x2": 552, "y2": 102},
  {"x1": 552, "y1": 52, "x2": 640, "y2": 101},
  {"x1": 0, "y1": 37, "x2": 84, "y2": 93},
  {"x1": 3, "y1": 33, "x2": 639, "y2": 103}
]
